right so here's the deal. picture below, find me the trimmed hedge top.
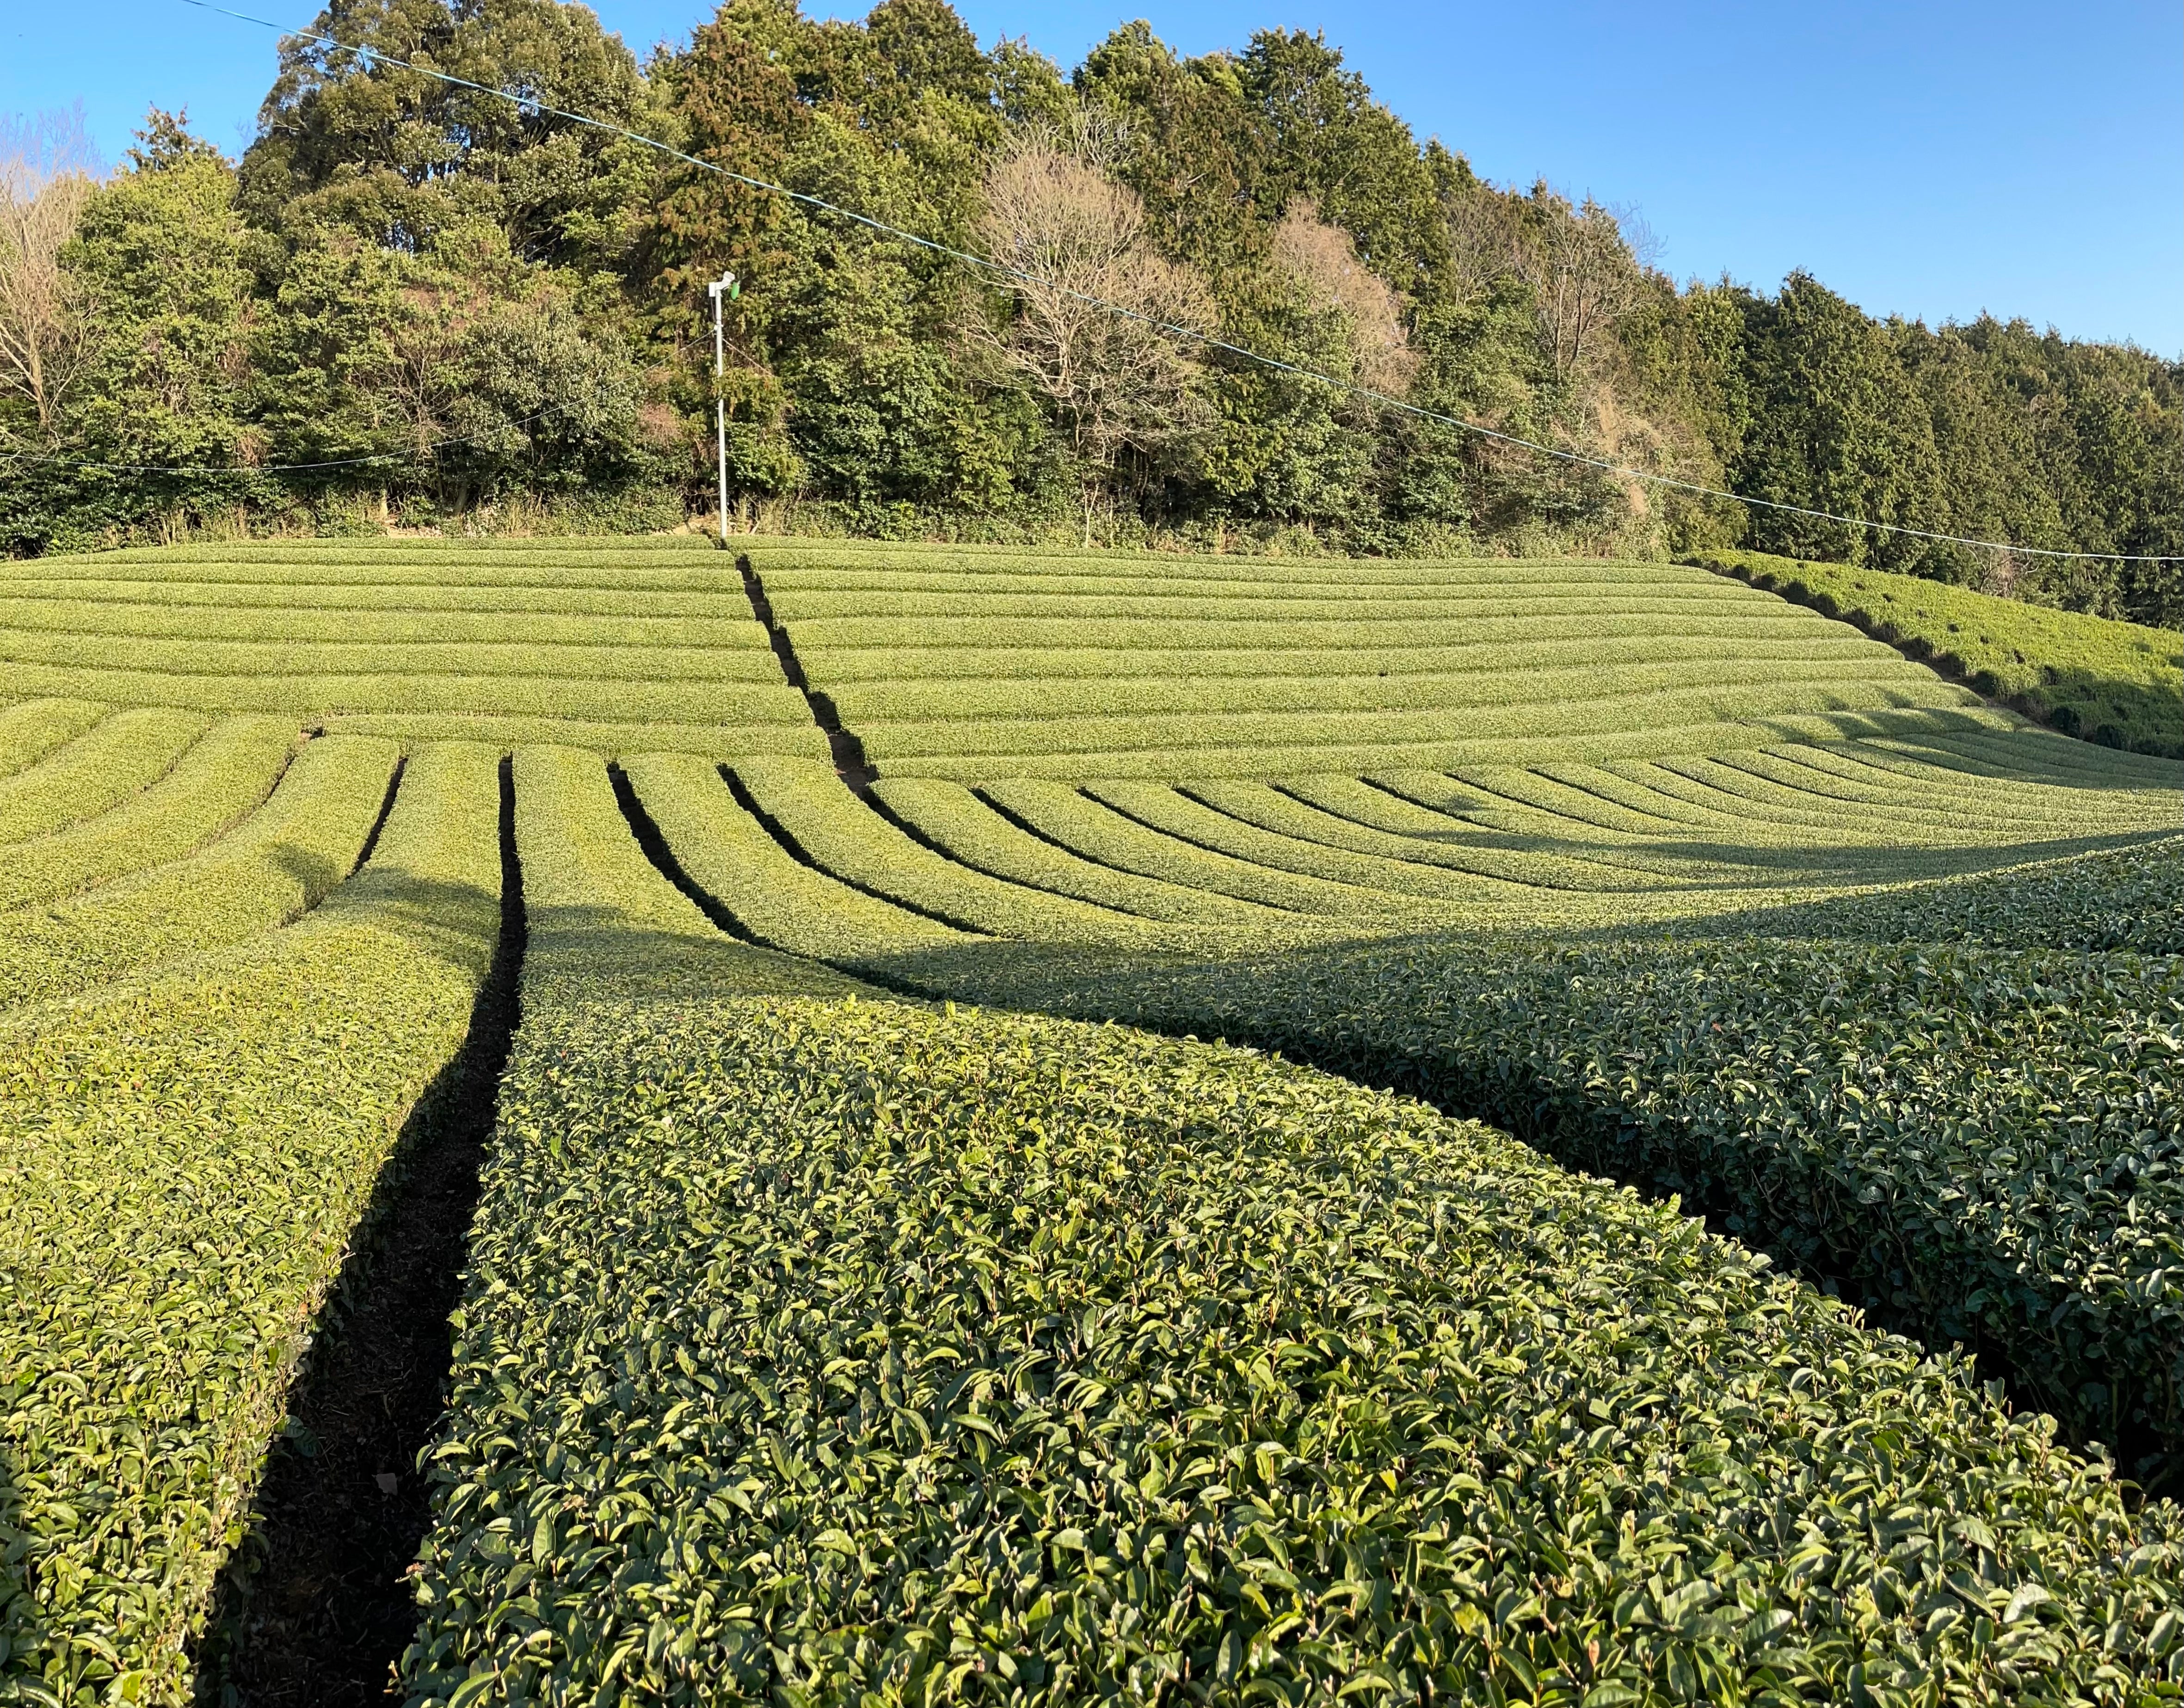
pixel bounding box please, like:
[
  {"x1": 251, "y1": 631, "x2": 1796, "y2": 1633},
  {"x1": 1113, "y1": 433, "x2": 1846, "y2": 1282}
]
[
  {"x1": 1688, "y1": 548, "x2": 2184, "y2": 758},
  {"x1": 402, "y1": 995, "x2": 2184, "y2": 1706}
]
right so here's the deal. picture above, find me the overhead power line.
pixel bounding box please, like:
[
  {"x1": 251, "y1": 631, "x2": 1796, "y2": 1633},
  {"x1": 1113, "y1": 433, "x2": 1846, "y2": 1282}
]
[
  {"x1": 0, "y1": 403, "x2": 581, "y2": 475},
  {"x1": 43, "y1": 0, "x2": 2183, "y2": 567}
]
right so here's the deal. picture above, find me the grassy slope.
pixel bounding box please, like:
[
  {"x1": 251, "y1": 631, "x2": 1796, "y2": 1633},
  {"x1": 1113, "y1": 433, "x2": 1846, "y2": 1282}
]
[{"x1": 1687, "y1": 547, "x2": 2184, "y2": 758}]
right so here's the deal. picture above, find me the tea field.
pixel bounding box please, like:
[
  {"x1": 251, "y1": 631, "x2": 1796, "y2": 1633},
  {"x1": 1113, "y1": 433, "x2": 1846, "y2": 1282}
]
[
  {"x1": 0, "y1": 535, "x2": 2179, "y2": 1706},
  {"x1": 1690, "y1": 547, "x2": 2184, "y2": 758}
]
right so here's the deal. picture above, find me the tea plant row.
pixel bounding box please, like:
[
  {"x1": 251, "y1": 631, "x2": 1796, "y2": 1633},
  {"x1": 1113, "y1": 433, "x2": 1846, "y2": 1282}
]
[
  {"x1": 0, "y1": 734, "x2": 396, "y2": 1012},
  {"x1": 0, "y1": 541, "x2": 824, "y2": 758},
  {"x1": 922, "y1": 922, "x2": 2184, "y2": 1487},
  {"x1": 0, "y1": 744, "x2": 505, "y2": 1705},
  {"x1": 1690, "y1": 548, "x2": 2184, "y2": 758},
  {"x1": 401, "y1": 947, "x2": 2184, "y2": 1704}
]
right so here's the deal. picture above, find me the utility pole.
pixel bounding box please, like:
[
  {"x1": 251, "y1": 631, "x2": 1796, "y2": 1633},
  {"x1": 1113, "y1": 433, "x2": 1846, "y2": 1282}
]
[{"x1": 707, "y1": 270, "x2": 739, "y2": 542}]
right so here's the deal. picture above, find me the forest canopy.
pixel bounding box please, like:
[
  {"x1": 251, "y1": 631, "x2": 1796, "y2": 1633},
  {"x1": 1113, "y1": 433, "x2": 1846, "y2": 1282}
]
[{"x1": 1, "y1": 0, "x2": 2178, "y2": 624}]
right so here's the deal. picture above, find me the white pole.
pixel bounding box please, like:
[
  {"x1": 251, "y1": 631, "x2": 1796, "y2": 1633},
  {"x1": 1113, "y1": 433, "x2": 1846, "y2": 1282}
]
[{"x1": 707, "y1": 270, "x2": 737, "y2": 542}]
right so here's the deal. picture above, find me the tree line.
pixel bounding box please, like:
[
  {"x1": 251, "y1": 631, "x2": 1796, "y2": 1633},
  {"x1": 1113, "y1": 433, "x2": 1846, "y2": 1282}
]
[{"x1": 1, "y1": 0, "x2": 2178, "y2": 623}]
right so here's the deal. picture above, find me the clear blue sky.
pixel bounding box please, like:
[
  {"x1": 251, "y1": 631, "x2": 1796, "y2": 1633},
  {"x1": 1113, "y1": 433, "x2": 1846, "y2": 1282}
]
[{"x1": 7, "y1": 0, "x2": 2178, "y2": 356}]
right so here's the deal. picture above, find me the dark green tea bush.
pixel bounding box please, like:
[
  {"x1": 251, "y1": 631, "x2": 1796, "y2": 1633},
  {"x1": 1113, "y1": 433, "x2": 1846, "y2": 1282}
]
[
  {"x1": 1737, "y1": 837, "x2": 2184, "y2": 955},
  {"x1": 402, "y1": 996, "x2": 2182, "y2": 1706},
  {"x1": 922, "y1": 932, "x2": 2184, "y2": 1484}
]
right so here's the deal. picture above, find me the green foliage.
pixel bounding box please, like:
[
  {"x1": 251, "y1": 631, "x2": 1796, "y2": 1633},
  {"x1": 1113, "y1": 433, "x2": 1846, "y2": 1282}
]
[
  {"x1": 0, "y1": 732, "x2": 397, "y2": 1011},
  {"x1": 0, "y1": 539, "x2": 832, "y2": 757},
  {"x1": 0, "y1": 702, "x2": 109, "y2": 778},
  {"x1": 621, "y1": 750, "x2": 968, "y2": 962},
  {"x1": 1176, "y1": 776, "x2": 1704, "y2": 898},
  {"x1": 1728, "y1": 275, "x2": 1949, "y2": 574},
  {"x1": 0, "y1": 742, "x2": 503, "y2": 1707},
  {"x1": 1735, "y1": 837, "x2": 2184, "y2": 956},
  {"x1": 403, "y1": 993, "x2": 2183, "y2": 1705},
  {"x1": 1692, "y1": 547, "x2": 2184, "y2": 757},
  {"x1": 0, "y1": 709, "x2": 207, "y2": 844},
  {"x1": 512, "y1": 743, "x2": 864, "y2": 1004},
  {"x1": 2, "y1": 34, "x2": 674, "y2": 551},
  {"x1": 643, "y1": 0, "x2": 1026, "y2": 518},
  {"x1": 238, "y1": 0, "x2": 662, "y2": 271},
  {"x1": 874, "y1": 777, "x2": 1289, "y2": 928},
  {"x1": 0, "y1": 714, "x2": 296, "y2": 910},
  {"x1": 733, "y1": 754, "x2": 1157, "y2": 943},
  {"x1": 63, "y1": 129, "x2": 258, "y2": 473},
  {"x1": 995, "y1": 775, "x2": 1426, "y2": 921},
  {"x1": 918, "y1": 929, "x2": 2184, "y2": 1487},
  {"x1": 752, "y1": 542, "x2": 2003, "y2": 780},
  {"x1": 0, "y1": 123, "x2": 279, "y2": 553}
]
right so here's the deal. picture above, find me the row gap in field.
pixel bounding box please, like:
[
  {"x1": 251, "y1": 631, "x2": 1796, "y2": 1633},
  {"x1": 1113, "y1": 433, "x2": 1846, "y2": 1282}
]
[{"x1": 195, "y1": 756, "x2": 528, "y2": 1708}]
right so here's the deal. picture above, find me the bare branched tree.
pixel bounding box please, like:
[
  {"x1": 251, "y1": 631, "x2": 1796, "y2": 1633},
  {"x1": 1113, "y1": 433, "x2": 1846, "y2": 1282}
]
[
  {"x1": 0, "y1": 110, "x2": 99, "y2": 441},
  {"x1": 1442, "y1": 183, "x2": 1520, "y2": 302},
  {"x1": 1508, "y1": 185, "x2": 1648, "y2": 389},
  {"x1": 965, "y1": 119, "x2": 1214, "y2": 537},
  {"x1": 1269, "y1": 197, "x2": 1415, "y2": 395}
]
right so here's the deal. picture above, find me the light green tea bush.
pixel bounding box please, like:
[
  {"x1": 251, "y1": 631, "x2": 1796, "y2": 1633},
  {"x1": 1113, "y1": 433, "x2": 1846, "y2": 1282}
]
[
  {"x1": 1690, "y1": 548, "x2": 2184, "y2": 757},
  {"x1": 873, "y1": 778, "x2": 1289, "y2": 929},
  {"x1": 0, "y1": 733, "x2": 399, "y2": 1011},
  {"x1": 511, "y1": 746, "x2": 868, "y2": 1005},
  {"x1": 620, "y1": 752, "x2": 966, "y2": 964},
  {"x1": 0, "y1": 700, "x2": 107, "y2": 777},
  {"x1": 0, "y1": 633, "x2": 784, "y2": 685},
  {"x1": 0, "y1": 715, "x2": 297, "y2": 911},
  {"x1": 0, "y1": 742, "x2": 505, "y2": 1707},
  {"x1": 863, "y1": 707, "x2": 2012, "y2": 783},
  {"x1": 0, "y1": 708, "x2": 207, "y2": 844},
  {"x1": 0, "y1": 600, "x2": 768, "y2": 649},
  {"x1": 733, "y1": 756, "x2": 1159, "y2": 944}
]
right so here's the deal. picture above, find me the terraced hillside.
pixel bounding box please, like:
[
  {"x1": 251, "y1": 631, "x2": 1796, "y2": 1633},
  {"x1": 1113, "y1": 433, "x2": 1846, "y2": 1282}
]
[
  {"x1": 0, "y1": 537, "x2": 826, "y2": 758},
  {"x1": 1, "y1": 535, "x2": 2180, "y2": 1707},
  {"x1": 1692, "y1": 546, "x2": 2184, "y2": 756},
  {"x1": 747, "y1": 540, "x2": 2008, "y2": 778},
  {"x1": 731, "y1": 539, "x2": 2178, "y2": 930}
]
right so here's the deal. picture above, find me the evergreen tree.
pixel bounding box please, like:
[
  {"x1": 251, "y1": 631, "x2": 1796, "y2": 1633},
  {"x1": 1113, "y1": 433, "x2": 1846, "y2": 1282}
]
[{"x1": 0, "y1": 0, "x2": 2173, "y2": 629}]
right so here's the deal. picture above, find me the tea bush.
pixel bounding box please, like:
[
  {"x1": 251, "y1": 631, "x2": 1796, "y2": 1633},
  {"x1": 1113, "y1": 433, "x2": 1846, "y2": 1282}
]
[
  {"x1": 825, "y1": 639, "x2": 1897, "y2": 722},
  {"x1": 733, "y1": 756, "x2": 1160, "y2": 944},
  {"x1": 510, "y1": 746, "x2": 867, "y2": 1007},
  {"x1": 620, "y1": 752, "x2": 967, "y2": 963},
  {"x1": 989, "y1": 777, "x2": 1437, "y2": 921},
  {"x1": 0, "y1": 716, "x2": 296, "y2": 911},
  {"x1": 0, "y1": 541, "x2": 826, "y2": 758},
  {"x1": 0, "y1": 701, "x2": 107, "y2": 778},
  {"x1": 401, "y1": 994, "x2": 2184, "y2": 1706},
  {"x1": 0, "y1": 734, "x2": 398, "y2": 1011},
  {"x1": 1738, "y1": 838, "x2": 2184, "y2": 955},
  {"x1": 0, "y1": 709, "x2": 207, "y2": 845},
  {"x1": 0, "y1": 743, "x2": 504, "y2": 1706},
  {"x1": 748, "y1": 543, "x2": 2004, "y2": 781},
  {"x1": 920, "y1": 931, "x2": 2184, "y2": 1482},
  {"x1": 1689, "y1": 549, "x2": 2184, "y2": 757},
  {"x1": 874, "y1": 779, "x2": 1290, "y2": 929}
]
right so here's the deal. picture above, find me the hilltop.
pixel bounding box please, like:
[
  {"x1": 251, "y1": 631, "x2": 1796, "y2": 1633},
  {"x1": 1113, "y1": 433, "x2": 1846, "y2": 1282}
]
[{"x1": 1, "y1": 0, "x2": 2177, "y2": 632}]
